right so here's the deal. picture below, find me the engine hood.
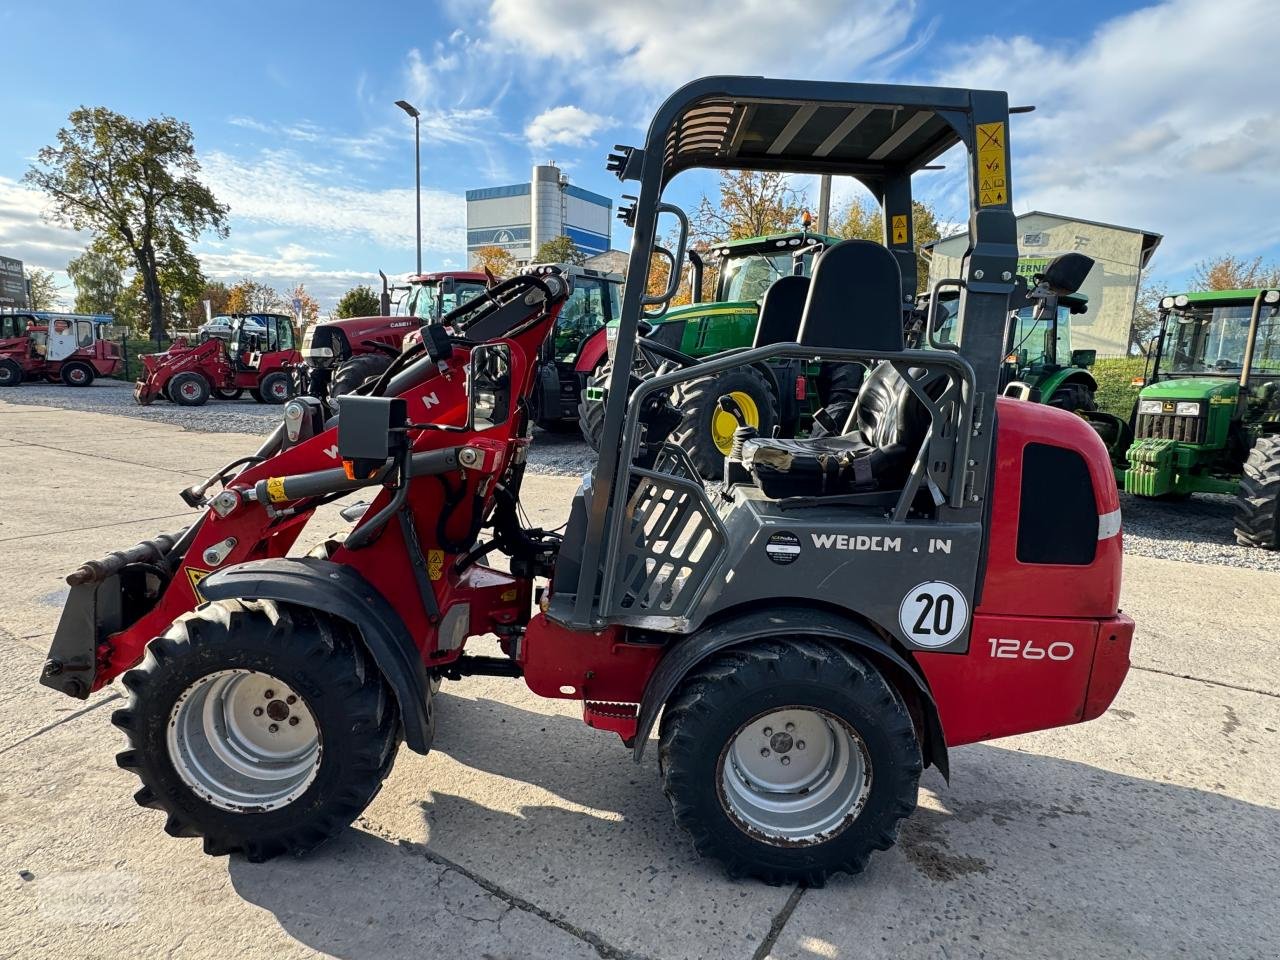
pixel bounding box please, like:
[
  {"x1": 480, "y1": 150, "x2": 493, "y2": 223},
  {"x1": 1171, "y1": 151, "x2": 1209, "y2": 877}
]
[{"x1": 1142, "y1": 377, "x2": 1239, "y2": 401}]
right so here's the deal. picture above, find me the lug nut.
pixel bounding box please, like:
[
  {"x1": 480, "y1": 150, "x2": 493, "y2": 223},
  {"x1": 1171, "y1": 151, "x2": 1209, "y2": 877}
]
[
  {"x1": 760, "y1": 748, "x2": 770, "y2": 758},
  {"x1": 762, "y1": 727, "x2": 773, "y2": 736},
  {"x1": 785, "y1": 722, "x2": 795, "y2": 732},
  {"x1": 780, "y1": 756, "x2": 791, "y2": 766},
  {"x1": 797, "y1": 740, "x2": 806, "y2": 750},
  {"x1": 289, "y1": 716, "x2": 300, "y2": 726},
  {"x1": 286, "y1": 695, "x2": 297, "y2": 705},
  {"x1": 268, "y1": 723, "x2": 279, "y2": 733},
  {"x1": 253, "y1": 707, "x2": 264, "y2": 717},
  {"x1": 264, "y1": 689, "x2": 275, "y2": 699}
]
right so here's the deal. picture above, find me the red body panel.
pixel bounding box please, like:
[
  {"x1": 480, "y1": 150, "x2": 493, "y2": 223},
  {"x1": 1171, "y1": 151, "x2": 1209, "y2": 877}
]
[
  {"x1": 574, "y1": 326, "x2": 608, "y2": 374},
  {"x1": 135, "y1": 336, "x2": 300, "y2": 403},
  {"x1": 0, "y1": 328, "x2": 121, "y2": 380}
]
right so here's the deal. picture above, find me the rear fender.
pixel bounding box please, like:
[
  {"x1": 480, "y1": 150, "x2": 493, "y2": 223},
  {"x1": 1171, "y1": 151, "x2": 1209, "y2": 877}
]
[
  {"x1": 632, "y1": 607, "x2": 948, "y2": 779},
  {"x1": 201, "y1": 557, "x2": 435, "y2": 754},
  {"x1": 574, "y1": 326, "x2": 609, "y2": 374}
]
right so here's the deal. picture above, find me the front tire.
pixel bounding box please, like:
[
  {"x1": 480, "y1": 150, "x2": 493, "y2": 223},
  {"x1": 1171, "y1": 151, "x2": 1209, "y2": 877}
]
[
  {"x1": 1047, "y1": 382, "x2": 1096, "y2": 412},
  {"x1": 0, "y1": 359, "x2": 21, "y2": 387},
  {"x1": 259, "y1": 371, "x2": 293, "y2": 404},
  {"x1": 112, "y1": 600, "x2": 400, "y2": 861},
  {"x1": 1235, "y1": 435, "x2": 1280, "y2": 549},
  {"x1": 659, "y1": 638, "x2": 920, "y2": 885},
  {"x1": 330, "y1": 354, "x2": 391, "y2": 409},
  {"x1": 169, "y1": 372, "x2": 211, "y2": 406},
  {"x1": 577, "y1": 360, "x2": 610, "y2": 450},
  {"x1": 61, "y1": 362, "x2": 95, "y2": 387},
  {"x1": 671, "y1": 366, "x2": 778, "y2": 480}
]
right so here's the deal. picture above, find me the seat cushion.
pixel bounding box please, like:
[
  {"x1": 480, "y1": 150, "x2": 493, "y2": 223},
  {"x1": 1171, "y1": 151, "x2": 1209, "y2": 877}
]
[{"x1": 741, "y1": 435, "x2": 912, "y2": 499}]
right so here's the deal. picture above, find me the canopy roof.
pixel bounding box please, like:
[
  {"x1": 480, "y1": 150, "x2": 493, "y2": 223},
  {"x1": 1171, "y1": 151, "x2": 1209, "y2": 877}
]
[{"x1": 1178, "y1": 289, "x2": 1275, "y2": 305}]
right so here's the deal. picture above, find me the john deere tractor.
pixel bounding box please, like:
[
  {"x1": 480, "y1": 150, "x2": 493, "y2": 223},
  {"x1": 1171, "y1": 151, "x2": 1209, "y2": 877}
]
[
  {"x1": 1103, "y1": 288, "x2": 1280, "y2": 547},
  {"x1": 576, "y1": 228, "x2": 844, "y2": 477}
]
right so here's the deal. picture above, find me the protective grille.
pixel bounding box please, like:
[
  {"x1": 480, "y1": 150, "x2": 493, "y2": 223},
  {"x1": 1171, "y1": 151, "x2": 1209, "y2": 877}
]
[
  {"x1": 1136, "y1": 413, "x2": 1204, "y2": 444},
  {"x1": 606, "y1": 469, "x2": 723, "y2": 616}
]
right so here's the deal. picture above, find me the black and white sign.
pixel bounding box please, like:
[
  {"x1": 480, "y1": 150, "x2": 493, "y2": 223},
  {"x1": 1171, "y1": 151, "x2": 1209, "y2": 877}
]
[
  {"x1": 765, "y1": 531, "x2": 801, "y2": 565},
  {"x1": 898, "y1": 580, "x2": 969, "y2": 648}
]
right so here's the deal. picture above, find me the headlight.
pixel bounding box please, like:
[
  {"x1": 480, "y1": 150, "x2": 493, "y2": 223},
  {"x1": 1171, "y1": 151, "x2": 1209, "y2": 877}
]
[
  {"x1": 1160, "y1": 296, "x2": 1174, "y2": 309},
  {"x1": 1265, "y1": 290, "x2": 1280, "y2": 304},
  {"x1": 1174, "y1": 295, "x2": 1189, "y2": 307},
  {"x1": 303, "y1": 346, "x2": 334, "y2": 358},
  {"x1": 1175, "y1": 401, "x2": 1201, "y2": 416},
  {"x1": 1139, "y1": 399, "x2": 1163, "y2": 415}
]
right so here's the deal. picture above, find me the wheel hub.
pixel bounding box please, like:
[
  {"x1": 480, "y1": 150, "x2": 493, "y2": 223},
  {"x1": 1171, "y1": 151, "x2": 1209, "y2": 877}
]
[
  {"x1": 711, "y1": 389, "x2": 760, "y2": 454},
  {"x1": 167, "y1": 669, "x2": 320, "y2": 812},
  {"x1": 719, "y1": 707, "x2": 871, "y2": 845}
]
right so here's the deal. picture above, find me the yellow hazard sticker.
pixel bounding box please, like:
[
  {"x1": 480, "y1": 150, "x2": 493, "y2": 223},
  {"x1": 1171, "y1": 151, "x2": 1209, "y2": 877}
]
[
  {"x1": 266, "y1": 476, "x2": 288, "y2": 503},
  {"x1": 427, "y1": 549, "x2": 444, "y2": 581},
  {"x1": 186, "y1": 567, "x2": 210, "y2": 601},
  {"x1": 891, "y1": 214, "x2": 909, "y2": 245},
  {"x1": 501, "y1": 588, "x2": 518, "y2": 602},
  {"x1": 976, "y1": 121, "x2": 1008, "y2": 206}
]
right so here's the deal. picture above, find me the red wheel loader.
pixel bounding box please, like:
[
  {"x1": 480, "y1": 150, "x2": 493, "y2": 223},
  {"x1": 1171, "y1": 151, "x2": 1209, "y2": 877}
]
[
  {"x1": 39, "y1": 76, "x2": 1132, "y2": 883},
  {"x1": 0, "y1": 311, "x2": 122, "y2": 387},
  {"x1": 134, "y1": 313, "x2": 300, "y2": 406}
]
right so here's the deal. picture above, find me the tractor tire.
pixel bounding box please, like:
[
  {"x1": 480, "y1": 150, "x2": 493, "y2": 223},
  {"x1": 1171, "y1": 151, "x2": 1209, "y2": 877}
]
[
  {"x1": 214, "y1": 387, "x2": 244, "y2": 401},
  {"x1": 671, "y1": 366, "x2": 778, "y2": 480},
  {"x1": 1234, "y1": 435, "x2": 1280, "y2": 549},
  {"x1": 1047, "y1": 383, "x2": 1097, "y2": 413},
  {"x1": 112, "y1": 599, "x2": 400, "y2": 862},
  {"x1": 331, "y1": 354, "x2": 392, "y2": 407},
  {"x1": 659, "y1": 638, "x2": 921, "y2": 885},
  {"x1": 0, "y1": 359, "x2": 21, "y2": 387},
  {"x1": 249, "y1": 388, "x2": 265, "y2": 403},
  {"x1": 169, "y1": 372, "x2": 211, "y2": 406},
  {"x1": 577, "y1": 361, "x2": 610, "y2": 450},
  {"x1": 259, "y1": 371, "x2": 293, "y2": 404},
  {"x1": 60, "y1": 362, "x2": 95, "y2": 387}
]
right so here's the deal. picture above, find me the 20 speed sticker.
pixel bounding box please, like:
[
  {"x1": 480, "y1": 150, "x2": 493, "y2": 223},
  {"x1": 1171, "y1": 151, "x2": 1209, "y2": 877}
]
[
  {"x1": 898, "y1": 581, "x2": 969, "y2": 648},
  {"x1": 765, "y1": 531, "x2": 801, "y2": 565}
]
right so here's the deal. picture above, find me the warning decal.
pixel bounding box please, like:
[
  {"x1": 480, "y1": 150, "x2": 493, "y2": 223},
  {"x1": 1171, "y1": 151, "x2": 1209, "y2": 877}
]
[
  {"x1": 976, "y1": 121, "x2": 1007, "y2": 206},
  {"x1": 186, "y1": 567, "x2": 211, "y2": 601},
  {"x1": 427, "y1": 549, "x2": 445, "y2": 581},
  {"x1": 891, "y1": 214, "x2": 909, "y2": 245}
]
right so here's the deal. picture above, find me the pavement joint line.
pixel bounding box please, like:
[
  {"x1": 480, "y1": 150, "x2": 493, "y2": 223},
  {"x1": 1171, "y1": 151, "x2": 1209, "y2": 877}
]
[
  {"x1": 0, "y1": 511, "x2": 193, "y2": 544},
  {"x1": 0, "y1": 692, "x2": 122, "y2": 757},
  {"x1": 0, "y1": 435, "x2": 209, "y2": 479},
  {"x1": 750, "y1": 884, "x2": 805, "y2": 960},
  {"x1": 1132, "y1": 664, "x2": 1279, "y2": 700},
  {"x1": 355, "y1": 816, "x2": 656, "y2": 960}
]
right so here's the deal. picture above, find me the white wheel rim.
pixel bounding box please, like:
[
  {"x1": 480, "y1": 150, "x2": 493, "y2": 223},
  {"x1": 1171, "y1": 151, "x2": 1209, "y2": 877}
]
[
  {"x1": 718, "y1": 707, "x2": 872, "y2": 845},
  {"x1": 271, "y1": 380, "x2": 288, "y2": 399},
  {"x1": 180, "y1": 381, "x2": 200, "y2": 400},
  {"x1": 167, "y1": 669, "x2": 321, "y2": 812}
]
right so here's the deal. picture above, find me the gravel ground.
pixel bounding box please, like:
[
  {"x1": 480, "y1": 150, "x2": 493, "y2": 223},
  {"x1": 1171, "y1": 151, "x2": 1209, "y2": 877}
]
[{"x1": 6, "y1": 379, "x2": 1278, "y2": 572}]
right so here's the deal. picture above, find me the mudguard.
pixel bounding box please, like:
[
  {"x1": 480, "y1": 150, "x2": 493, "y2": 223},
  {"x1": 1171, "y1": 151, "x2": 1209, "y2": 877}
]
[
  {"x1": 632, "y1": 606, "x2": 948, "y2": 779},
  {"x1": 201, "y1": 557, "x2": 435, "y2": 754}
]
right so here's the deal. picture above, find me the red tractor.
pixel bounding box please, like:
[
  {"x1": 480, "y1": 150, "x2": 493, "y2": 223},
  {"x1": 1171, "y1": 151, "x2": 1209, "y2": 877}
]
[
  {"x1": 40, "y1": 77, "x2": 1132, "y2": 883},
  {"x1": 134, "y1": 313, "x2": 300, "y2": 406},
  {"x1": 0, "y1": 311, "x2": 122, "y2": 387},
  {"x1": 300, "y1": 270, "x2": 488, "y2": 403}
]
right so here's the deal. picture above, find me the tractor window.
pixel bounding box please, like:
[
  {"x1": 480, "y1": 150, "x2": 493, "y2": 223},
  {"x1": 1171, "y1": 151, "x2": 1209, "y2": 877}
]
[
  {"x1": 0, "y1": 316, "x2": 16, "y2": 338},
  {"x1": 76, "y1": 321, "x2": 94, "y2": 349},
  {"x1": 556, "y1": 281, "x2": 613, "y2": 349},
  {"x1": 1251, "y1": 309, "x2": 1280, "y2": 376},
  {"x1": 1168, "y1": 305, "x2": 1253, "y2": 374},
  {"x1": 720, "y1": 252, "x2": 792, "y2": 303},
  {"x1": 443, "y1": 282, "x2": 487, "y2": 315},
  {"x1": 275, "y1": 318, "x2": 295, "y2": 351},
  {"x1": 1008, "y1": 306, "x2": 1071, "y2": 369}
]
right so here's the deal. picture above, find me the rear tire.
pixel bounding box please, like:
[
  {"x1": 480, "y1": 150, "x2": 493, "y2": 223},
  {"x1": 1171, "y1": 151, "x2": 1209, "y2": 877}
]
[
  {"x1": 249, "y1": 388, "x2": 265, "y2": 403},
  {"x1": 1047, "y1": 383, "x2": 1096, "y2": 412},
  {"x1": 214, "y1": 387, "x2": 244, "y2": 401},
  {"x1": 577, "y1": 361, "x2": 610, "y2": 450},
  {"x1": 1235, "y1": 435, "x2": 1280, "y2": 549},
  {"x1": 659, "y1": 638, "x2": 921, "y2": 885},
  {"x1": 112, "y1": 600, "x2": 400, "y2": 862},
  {"x1": 259, "y1": 371, "x2": 293, "y2": 404},
  {"x1": 61, "y1": 362, "x2": 94, "y2": 387},
  {"x1": 0, "y1": 359, "x2": 21, "y2": 387},
  {"x1": 672, "y1": 366, "x2": 778, "y2": 480},
  {"x1": 169, "y1": 372, "x2": 210, "y2": 406},
  {"x1": 330, "y1": 354, "x2": 391, "y2": 409}
]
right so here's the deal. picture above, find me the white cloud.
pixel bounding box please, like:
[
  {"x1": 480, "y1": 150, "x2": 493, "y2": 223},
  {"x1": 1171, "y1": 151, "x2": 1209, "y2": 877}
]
[
  {"x1": 525, "y1": 106, "x2": 610, "y2": 151},
  {"x1": 0, "y1": 176, "x2": 88, "y2": 269},
  {"x1": 933, "y1": 0, "x2": 1280, "y2": 273}
]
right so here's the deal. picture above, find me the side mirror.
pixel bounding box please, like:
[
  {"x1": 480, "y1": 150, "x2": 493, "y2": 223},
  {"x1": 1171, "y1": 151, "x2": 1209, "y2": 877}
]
[
  {"x1": 337, "y1": 395, "x2": 407, "y2": 476},
  {"x1": 1071, "y1": 348, "x2": 1096, "y2": 368},
  {"x1": 468, "y1": 342, "x2": 512, "y2": 429},
  {"x1": 1040, "y1": 253, "x2": 1093, "y2": 295},
  {"x1": 422, "y1": 324, "x2": 453, "y2": 364}
]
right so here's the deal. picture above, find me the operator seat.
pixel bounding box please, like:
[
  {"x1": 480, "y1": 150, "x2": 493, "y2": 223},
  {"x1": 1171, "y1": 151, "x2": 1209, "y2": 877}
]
[
  {"x1": 739, "y1": 240, "x2": 935, "y2": 499},
  {"x1": 754, "y1": 275, "x2": 809, "y2": 347}
]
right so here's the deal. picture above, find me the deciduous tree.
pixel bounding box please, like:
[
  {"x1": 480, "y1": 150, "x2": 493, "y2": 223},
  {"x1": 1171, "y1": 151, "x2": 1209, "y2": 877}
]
[
  {"x1": 66, "y1": 246, "x2": 124, "y2": 316},
  {"x1": 334, "y1": 285, "x2": 380, "y2": 319},
  {"x1": 1190, "y1": 254, "x2": 1280, "y2": 291},
  {"x1": 693, "y1": 171, "x2": 807, "y2": 244},
  {"x1": 226, "y1": 279, "x2": 283, "y2": 315},
  {"x1": 25, "y1": 107, "x2": 228, "y2": 342},
  {"x1": 472, "y1": 245, "x2": 516, "y2": 279},
  {"x1": 287, "y1": 283, "x2": 320, "y2": 325},
  {"x1": 833, "y1": 196, "x2": 941, "y2": 292},
  {"x1": 533, "y1": 235, "x2": 586, "y2": 266},
  {"x1": 24, "y1": 267, "x2": 62, "y2": 310}
]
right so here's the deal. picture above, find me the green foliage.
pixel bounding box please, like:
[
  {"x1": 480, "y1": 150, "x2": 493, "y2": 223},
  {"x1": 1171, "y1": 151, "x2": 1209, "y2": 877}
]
[
  {"x1": 833, "y1": 197, "x2": 941, "y2": 293},
  {"x1": 334, "y1": 285, "x2": 381, "y2": 319},
  {"x1": 25, "y1": 106, "x2": 228, "y2": 340},
  {"x1": 1092, "y1": 356, "x2": 1147, "y2": 419},
  {"x1": 225, "y1": 278, "x2": 284, "y2": 315},
  {"x1": 534, "y1": 235, "x2": 586, "y2": 266},
  {"x1": 24, "y1": 268, "x2": 61, "y2": 310},
  {"x1": 66, "y1": 246, "x2": 124, "y2": 316}
]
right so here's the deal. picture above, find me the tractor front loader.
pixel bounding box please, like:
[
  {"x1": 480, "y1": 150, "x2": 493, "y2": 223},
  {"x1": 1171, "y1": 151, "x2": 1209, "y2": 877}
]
[{"x1": 39, "y1": 76, "x2": 1133, "y2": 884}]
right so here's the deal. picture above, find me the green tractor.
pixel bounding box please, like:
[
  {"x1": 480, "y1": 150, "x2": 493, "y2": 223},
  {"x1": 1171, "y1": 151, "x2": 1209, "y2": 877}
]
[
  {"x1": 1100, "y1": 288, "x2": 1280, "y2": 547},
  {"x1": 576, "y1": 228, "x2": 845, "y2": 477}
]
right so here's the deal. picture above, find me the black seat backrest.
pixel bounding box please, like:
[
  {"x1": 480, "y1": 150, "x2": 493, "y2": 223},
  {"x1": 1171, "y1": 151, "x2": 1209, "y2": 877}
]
[
  {"x1": 754, "y1": 275, "x2": 810, "y2": 348},
  {"x1": 796, "y1": 239, "x2": 904, "y2": 352}
]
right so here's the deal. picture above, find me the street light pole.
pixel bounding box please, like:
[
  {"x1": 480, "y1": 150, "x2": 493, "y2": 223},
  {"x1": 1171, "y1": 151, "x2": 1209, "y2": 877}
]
[{"x1": 395, "y1": 99, "x2": 422, "y2": 275}]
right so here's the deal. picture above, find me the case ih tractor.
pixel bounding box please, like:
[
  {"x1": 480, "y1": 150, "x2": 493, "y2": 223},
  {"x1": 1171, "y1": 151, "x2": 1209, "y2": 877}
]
[
  {"x1": 39, "y1": 77, "x2": 1132, "y2": 883},
  {"x1": 577, "y1": 229, "x2": 843, "y2": 476},
  {"x1": 1095, "y1": 288, "x2": 1280, "y2": 547},
  {"x1": 135, "y1": 313, "x2": 300, "y2": 406},
  {"x1": 0, "y1": 311, "x2": 122, "y2": 387},
  {"x1": 300, "y1": 270, "x2": 488, "y2": 404}
]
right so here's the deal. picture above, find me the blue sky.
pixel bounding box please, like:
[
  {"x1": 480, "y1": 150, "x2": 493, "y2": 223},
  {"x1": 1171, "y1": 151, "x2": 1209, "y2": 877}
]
[{"x1": 3, "y1": 0, "x2": 1277, "y2": 310}]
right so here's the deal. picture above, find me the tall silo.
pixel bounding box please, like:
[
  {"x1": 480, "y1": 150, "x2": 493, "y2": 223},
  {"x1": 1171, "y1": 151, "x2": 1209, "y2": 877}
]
[{"x1": 530, "y1": 163, "x2": 566, "y2": 257}]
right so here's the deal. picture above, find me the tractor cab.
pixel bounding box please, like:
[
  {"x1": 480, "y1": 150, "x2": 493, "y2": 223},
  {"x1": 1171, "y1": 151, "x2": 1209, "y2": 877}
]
[
  {"x1": 400, "y1": 271, "x2": 489, "y2": 322},
  {"x1": 227, "y1": 313, "x2": 296, "y2": 373}
]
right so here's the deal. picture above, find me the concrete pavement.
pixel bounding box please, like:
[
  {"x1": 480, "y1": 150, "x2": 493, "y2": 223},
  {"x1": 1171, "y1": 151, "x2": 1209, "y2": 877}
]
[{"x1": 1, "y1": 397, "x2": 1277, "y2": 960}]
